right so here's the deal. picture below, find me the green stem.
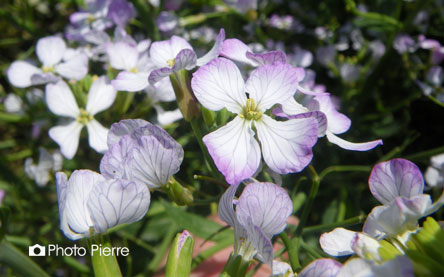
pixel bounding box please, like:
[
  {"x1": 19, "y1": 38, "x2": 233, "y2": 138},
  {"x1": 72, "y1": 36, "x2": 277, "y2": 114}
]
[
  {"x1": 319, "y1": 165, "x2": 371, "y2": 181},
  {"x1": 193, "y1": 174, "x2": 228, "y2": 188},
  {"x1": 404, "y1": 145, "x2": 444, "y2": 161},
  {"x1": 145, "y1": 225, "x2": 177, "y2": 274},
  {"x1": 301, "y1": 215, "x2": 365, "y2": 234},
  {"x1": 280, "y1": 232, "x2": 300, "y2": 270},
  {"x1": 191, "y1": 238, "x2": 233, "y2": 269},
  {"x1": 89, "y1": 235, "x2": 122, "y2": 277},
  {"x1": 190, "y1": 119, "x2": 220, "y2": 177}
]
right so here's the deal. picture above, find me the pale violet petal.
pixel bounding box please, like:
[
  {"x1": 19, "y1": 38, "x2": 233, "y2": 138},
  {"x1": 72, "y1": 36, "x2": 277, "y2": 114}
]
[
  {"x1": 63, "y1": 170, "x2": 105, "y2": 240},
  {"x1": 31, "y1": 73, "x2": 59, "y2": 85},
  {"x1": 196, "y1": 28, "x2": 225, "y2": 66},
  {"x1": 272, "y1": 260, "x2": 294, "y2": 276},
  {"x1": 45, "y1": 80, "x2": 79, "y2": 118},
  {"x1": 55, "y1": 53, "x2": 89, "y2": 80},
  {"x1": 255, "y1": 115, "x2": 318, "y2": 174},
  {"x1": 55, "y1": 172, "x2": 78, "y2": 240},
  {"x1": 7, "y1": 61, "x2": 42, "y2": 88},
  {"x1": 87, "y1": 179, "x2": 150, "y2": 233},
  {"x1": 243, "y1": 217, "x2": 274, "y2": 267},
  {"x1": 147, "y1": 77, "x2": 175, "y2": 102},
  {"x1": 220, "y1": 38, "x2": 257, "y2": 66},
  {"x1": 36, "y1": 36, "x2": 66, "y2": 67},
  {"x1": 191, "y1": 57, "x2": 246, "y2": 114},
  {"x1": 274, "y1": 107, "x2": 328, "y2": 137},
  {"x1": 106, "y1": 42, "x2": 138, "y2": 71},
  {"x1": 372, "y1": 256, "x2": 414, "y2": 277},
  {"x1": 203, "y1": 116, "x2": 260, "y2": 185},
  {"x1": 319, "y1": 228, "x2": 357, "y2": 256},
  {"x1": 245, "y1": 50, "x2": 287, "y2": 66},
  {"x1": 236, "y1": 182, "x2": 292, "y2": 237},
  {"x1": 171, "y1": 48, "x2": 197, "y2": 71},
  {"x1": 150, "y1": 35, "x2": 193, "y2": 68},
  {"x1": 112, "y1": 71, "x2": 150, "y2": 92},
  {"x1": 308, "y1": 95, "x2": 351, "y2": 134},
  {"x1": 107, "y1": 119, "x2": 149, "y2": 147},
  {"x1": 298, "y1": 258, "x2": 342, "y2": 277},
  {"x1": 245, "y1": 63, "x2": 302, "y2": 111},
  {"x1": 86, "y1": 76, "x2": 117, "y2": 115},
  {"x1": 351, "y1": 233, "x2": 381, "y2": 261},
  {"x1": 280, "y1": 97, "x2": 309, "y2": 115},
  {"x1": 337, "y1": 258, "x2": 373, "y2": 277},
  {"x1": 218, "y1": 184, "x2": 240, "y2": 227},
  {"x1": 326, "y1": 132, "x2": 383, "y2": 152},
  {"x1": 100, "y1": 134, "x2": 134, "y2": 180},
  {"x1": 86, "y1": 119, "x2": 109, "y2": 154},
  {"x1": 148, "y1": 67, "x2": 174, "y2": 85},
  {"x1": 49, "y1": 121, "x2": 83, "y2": 160},
  {"x1": 369, "y1": 159, "x2": 424, "y2": 205}
]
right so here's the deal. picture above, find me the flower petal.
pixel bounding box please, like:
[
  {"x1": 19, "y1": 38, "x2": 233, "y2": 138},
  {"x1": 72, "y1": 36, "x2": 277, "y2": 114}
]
[
  {"x1": 36, "y1": 36, "x2": 66, "y2": 67},
  {"x1": 220, "y1": 38, "x2": 257, "y2": 66},
  {"x1": 112, "y1": 71, "x2": 149, "y2": 92},
  {"x1": 45, "y1": 80, "x2": 79, "y2": 118},
  {"x1": 49, "y1": 121, "x2": 83, "y2": 159},
  {"x1": 196, "y1": 28, "x2": 225, "y2": 66},
  {"x1": 106, "y1": 42, "x2": 138, "y2": 71},
  {"x1": 236, "y1": 182, "x2": 292, "y2": 237},
  {"x1": 86, "y1": 76, "x2": 117, "y2": 115},
  {"x1": 171, "y1": 48, "x2": 197, "y2": 71},
  {"x1": 86, "y1": 119, "x2": 109, "y2": 153},
  {"x1": 31, "y1": 73, "x2": 59, "y2": 85},
  {"x1": 87, "y1": 179, "x2": 150, "y2": 233},
  {"x1": 55, "y1": 53, "x2": 89, "y2": 80},
  {"x1": 100, "y1": 134, "x2": 134, "y2": 180},
  {"x1": 307, "y1": 95, "x2": 351, "y2": 134},
  {"x1": 326, "y1": 132, "x2": 383, "y2": 151},
  {"x1": 203, "y1": 116, "x2": 260, "y2": 185},
  {"x1": 148, "y1": 67, "x2": 174, "y2": 85},
  {"x1": 255, "y1": 115, "x2": 318, "y2": 174},
  {"x1": 245, "y1": 50, "x2": 287, "y2": 66},
  {"x1": 191, "y1": 57, "x2": 246, "y2": 114},
  {"x1": 245, "y1": 63, "x2": 302, "y2": 111},
  {"x1": 299, "y1": 258, "x2": 342, "y2": 277},
  {"x1": 243, "y1": 217, "x2": 274, "y2": 267},
  {"x1": 369, "y1": 159, "x2": 424, "y2": 205},
  {"x1": 155, "y1": 107, "x2": 183, "y2": 126},
  {"x1": 150, "y1": 35, "x2": 193, "y2": 68},
  {"x1": 7, "y1": 61, "x2": 42, "y2": 88},
  {"x1": 320, "y1": 228, "x2": 357, "y2": 256},
  {"x1": 107, "y1": 119, "x2": 149, "y2": 147},
  {"x1": 218, "y1": 184, "x2": 240, "y2": 227}
]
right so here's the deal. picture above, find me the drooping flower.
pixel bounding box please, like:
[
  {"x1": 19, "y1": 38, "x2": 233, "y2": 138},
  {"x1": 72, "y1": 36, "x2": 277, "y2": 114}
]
[
  {"x1": 218, "y1": 182, "x2": 292, "y2": 267},
  {"x1": 7, "y1": 36, "x2": 88, "y2": 88},
  {"x1": 25, "y1": 147, "x2": 63, "y2": 187},
  {"x1": 56, "y1": 170, "x2": 150, "y2": 240},
  {"x1": 192, "y1": 58, "x2": 318, "y2": 185},
  {"x1": 46, "y1": 77, "x2": 116, "y2": 159},
  {"x1": 100, "y1": 119, "x2": 184, "y2": 189}
]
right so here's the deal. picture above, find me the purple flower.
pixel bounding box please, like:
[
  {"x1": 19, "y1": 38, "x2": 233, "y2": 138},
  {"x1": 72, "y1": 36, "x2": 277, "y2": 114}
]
[
  {"x1": 107, "y1": 0, "x2": 135, "y2": 27},
  {"x1": 218, "y1": 182, "x2": 292, "y2": 267},
  {"x1": 393, "y1": 34, "x2": 417, "y2": 54},
  {"x1": 156, "y1": 11, "x2": 178, "y2": 33},
  {"x1": 192, "y1": 58, "x2": 318, "y2": 185},
  {"x1": 100, "y1": 119, "x2": 184, "y2": 189}
]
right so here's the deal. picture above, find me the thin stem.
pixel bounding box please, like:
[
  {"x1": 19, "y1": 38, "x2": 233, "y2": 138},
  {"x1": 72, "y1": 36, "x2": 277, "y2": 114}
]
[
  {"x1": 193, "y1": 174, "x2": 228, "y2": 188},
  {"x1": 280, "y1": 232, "x2": 300, "y2": 270},
  {"x1": 190, "y1": 119, "x2": 220, "y2": 177},
  {"x1": 319, "y1": 165, "x2": 371, "y2": 181},
  {"x1": 301, "y1": 215, "x2": 366, "y2": 234}
]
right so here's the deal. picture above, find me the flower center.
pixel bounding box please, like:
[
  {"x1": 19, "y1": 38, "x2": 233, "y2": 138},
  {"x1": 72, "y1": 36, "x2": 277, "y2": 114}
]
[
  {"x1": 87, "y1": 14, "x2": 95, "y2": 24},
  {"x1": 77, "y1": 108, "x2": 93, "y2": 125},
  {"x1": 239, "y1": 98, "x2": 262, "y2": 120},
  {"x1": 129, "y1": 67, "x2": 139, "y2": 73},
  {"x1": 42, "y1": 66, "x2": 54, "y2": 73},
  {"x1": 167, "y1": 58, "x2": 176, "y2": 67}
]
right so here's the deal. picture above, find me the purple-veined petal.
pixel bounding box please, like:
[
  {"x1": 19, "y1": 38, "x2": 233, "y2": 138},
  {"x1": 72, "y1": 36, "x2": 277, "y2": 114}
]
[
  {"x1": 107, "y1": 119, "x2": 149, "y2": 147},
  {"x1": 307, "y1": 95, "x2": 351, "y2": 134},
  {"x1": 171, "y1": 48, "x2": 197, "y2": 71},
  {"x1": 320, "y1": 228, "x2": 357, "y2": 256},
  {"x1": 236, "y1": 182, "x2": 292, "y2": 237},
  {"x1": 107, "y1": 0, "x2": 136, "y2": 27},
  {"x1": 297, "y1": 84, "x2": 330, "y2": 96},
  {"x1": 280, "y1": 97, "x2": 309, "y2": 115},
  {"x1": 218, "y1": 184, "x2": 240, "y2": 227},
  {"x1": 351, "y1": 233, "x2": 381, "y2": 261},
  {"x1": 243, "y1": 217, "x2": 274, "y2": 267},
  {"x1": 86, "y1": 76, "x2": 116, "y2": 115},
  {"x1": 36, "y1": 36, "x2": 66, "y2": 67},
  {"x1": 220, "y1": 38, "x2": 257, "y2": 66},
  {"x1": 106, "y1": 42, "x2": 138, "y2": 71},
  {"x1": 326, "y1": 132, "x2": 383, "y2": 151},
  {"x1": 245, "y1": 50, "x2": 287, "y2": 66},
  {"x1": 196, "y1": 28, "x2": 225, "y2": 66},
  {"x1": 362, "y1": 205, "x2": 386, "y2": 239},
  {"x1": 112, "y1": 71, "x2": 149, "y2": 92},
  {"x1": 100, "y1": 134, "x2": 134, "y2": 180},
  {"x1": 191, "y1": 57, "x2": 246, "y2": 114},
  {"x1": 63, "y1": 170, "x2": 105, "y2": 240},
  {"x1": 31, "y1": 73, "x2": 60, "y2": 85},
  {"x1": 86, "y1": 119, "x2": 109, "y2": 153},
  {"x1": 7, "y1": 61, "x2": 42, "y2": 88},
  {"x1": 148, "y1": 67, "x2": 173, "y2": 85},
  {"x1": 369, "y1": 159, "x2": 424, "y2": 205},
  {"x1": 337, "y1": 258, "x2": 373, "y2": 277},
  {"x1": 275, "y1": 106, "x2": 328, "y2": 137},
  {"x1": 255, "y1": 115, "x2": 318, "y2": 174},
  {"x1": 245, "y1": 63, "x2": 302, "y2": 111},
  {"x1": 87, "y1": 179, "x2": 150, "y2": 233},
  {"x1": 49, "y1": 121, "x2": 83, "y2": 159},
  {"x1": 150, "y1": 35, "x2": 193, "y2": 68},
  {"x1": 55, "y1": 53, "x2": 89, "y2": 80},
  {"x1": 45, "y1": 80, "x2": 79, "y2": 118},
  {"x1": 203, "y1": 116, "x2": 260, "y2": 185},
  {"x1": 56, "y1": 172, "x2": 69, "y2": 237},
  {"x1": 272, "y1": 260, "x2": 294, "y2": 276},
  {"x1": 298, "y1": 258, "x2": 342, "y2": 277}
]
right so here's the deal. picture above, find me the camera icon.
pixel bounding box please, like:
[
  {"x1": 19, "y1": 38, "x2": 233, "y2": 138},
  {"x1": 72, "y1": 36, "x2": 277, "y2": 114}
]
[{"x1": 29, "y1": 244, "x2": 46, "y2": 256}]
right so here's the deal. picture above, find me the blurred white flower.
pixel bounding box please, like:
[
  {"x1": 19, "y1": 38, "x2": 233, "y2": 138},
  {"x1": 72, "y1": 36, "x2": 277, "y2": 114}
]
[{"x1": 25, "y1": 147, "x2": 63, "y2": 187}]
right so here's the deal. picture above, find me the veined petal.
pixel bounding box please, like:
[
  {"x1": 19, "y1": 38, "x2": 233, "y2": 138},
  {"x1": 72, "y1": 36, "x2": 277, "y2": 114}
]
[
  {"x1": 7, "y1": 61, "x2": 42, "y2": 88},
  {"x1": 245, "y1": 50, "x2": 287, "y2": 66},
  {"x1": 299, "y1": 258, "x2": 342, "y2": 277},
  {"x1": 369, "y1": 159, "x2": 424, "y2": 205},
  {"x1": 256, "y1": 115, "x2": 318, "y2": 174},
  {"x1": 218, "y1": 184, "x2": 240, "y2": 227},
  {"x1": 171, "y1": 48, "x2": 197, "y2": 71},
  {"x1": 55, "y1": 53, "x2": 89, "y2": 80},
  {"x1": 196, "y1": 28, "x2": 225, "y2": 66},
  {"x1": 308, "y1": 95, "x2": 351, "y2": 134},
  {"x1": 86, "y1": 76, "x2": 116, "y2": 115},
  {"x1": 106, "y1": 42, "x2": 138, "y2": 71},
  {"x1": 351, "y1": 233, "x2": 381, "y2": 261},
  {"x1": 86, "y1": 119, "x2": 109, "y2": 153},
  {"x1": 243, "y1": 217, "x2": 274, "y2": 267},
  {"x1": 45, "y1": 80, "x2": 79, "y2": 118},
  {"x1": 275, "y1": 106, "x2": 328, "y2": 137},
  {"x1": 280, "y1": 97, "x2": 309, "y2": 115},
  {"x1": 272, "y1": 260, "x2": 294, "y2": 276},
  {"x1": 55, "y1": 172, "x2": 69, "y2": 238},
  {"x1": 100, "y1": 134, "x2": 134, "y2": 180},
  {"x1": 148, "y1": 67, "x2": 174, "y2": 85},
  {"x1": 246, "y1": 63, "x2": 302, "y2": 111},
  {"x1": 320, "y1": 228, "x2": 357, "y2": 256},
  {"x1": 192, "y1": 57, "x2": 246, "y2": 114},
  {"x1": 326, "y1": 132, "x2": 383, "y2": 152},
  {"x1": 87, "y1": 179, "x2": 150, "y2": 233},
  {"x1": 49, "y1": 121, "x2": 83, "y2": 159},
  {"x1": 31, "y1": 73, "x2": 59, "y2": 85},
  {"x1": 236, "y1": 182, "x2": 292, "y2": 237},
  {"x1": 150, "y1": 35, "x2": 193, "y2": 68},
  {"x1": 220, "y1": 38, "x2": 257, "y2": 66},
  {"x1": 63, "y1": 170, "x2": 105, "y2": 240},
  {"x1": 36, "y1": 36, "x2": 66, "y2": 67},
  {"x1": 112, "y1": 71, "x2": 149, "y2": 92},
  {"x1": 203, "y1": 116, "x2": 260, "y2": 185},
  {"x1": 107, "y1": 119, "x2": 149, "y2": 147}
]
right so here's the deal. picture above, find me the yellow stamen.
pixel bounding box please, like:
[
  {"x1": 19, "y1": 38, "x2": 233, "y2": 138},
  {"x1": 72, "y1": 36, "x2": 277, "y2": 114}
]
[
  {"x1": 167, "y1": 58, "x2": 176, "y2": 67},
  {"x1": 240, "y1": 98, "x2": 262, "y2": 120},
  {"x1": 77, "y1": 108, "x2": 93, "y2": 125}
]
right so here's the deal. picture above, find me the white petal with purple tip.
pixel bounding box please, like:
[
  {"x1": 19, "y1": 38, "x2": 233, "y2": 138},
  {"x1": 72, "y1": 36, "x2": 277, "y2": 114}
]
[
  {"x1": 245, "y1": 50, "x2": 287, "y2": 66},
  {"x1": 308, "y1": 95, "x2": 351, "y2": 134},
  {"x1": 150, "y1": 35, "x2": 193, "y2": 68},
  {"x1": 298, "y1": 258, "x2": 342, "y2": 277},
  {"x1": 326, "y1": 131, "x2": 383, "y2": 152},
  {"x1": 107, "y1": 119, "x2": 149, "y2": 147},
  {"x1": 220, "y1": 38, "x2": 257, "y2": 66},
  {"x1": 100, "y1": 134, "x2": 134, "y2": 180},
  {"x1": 196, "y1": 28, "x2": 225, "y2": 66}
]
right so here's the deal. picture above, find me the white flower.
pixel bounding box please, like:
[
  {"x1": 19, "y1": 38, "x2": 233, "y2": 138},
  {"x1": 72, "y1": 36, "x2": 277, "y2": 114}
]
[
  {"x1": 46, "y1": 77, "x2": 116, "y2": 159},
  {"x1": 25, "y1": 147, "x2": 63, "y2": 187}
]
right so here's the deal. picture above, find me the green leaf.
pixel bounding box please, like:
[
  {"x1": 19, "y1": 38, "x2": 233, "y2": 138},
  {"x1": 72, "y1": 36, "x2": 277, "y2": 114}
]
[{"x1": 0, "y1": 240, "x2": 49, "y2": 277}]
